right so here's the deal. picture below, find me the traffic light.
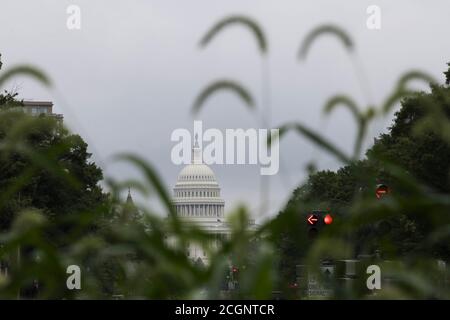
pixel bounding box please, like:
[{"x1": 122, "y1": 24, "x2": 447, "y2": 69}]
[
  {"x1": 324, "y1": 214, "x2": 333, "y2": 225},
  {"x1": 230, "y1": 265, "x2": 240, "y2": 286},
  {"x1": 375, "y1": 184, "x2": 389, "y2": 199},
  {"x1": 231, "y1": 266, "x2": 239, "y2": 280},
  {"x1": 306, "y1": 210, "x2": 333, "y2": 239}
]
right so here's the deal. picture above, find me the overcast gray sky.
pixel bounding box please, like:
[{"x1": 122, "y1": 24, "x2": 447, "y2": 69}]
[{"x1": 1, "y1": 0, "x2": 450, "y2": 221}]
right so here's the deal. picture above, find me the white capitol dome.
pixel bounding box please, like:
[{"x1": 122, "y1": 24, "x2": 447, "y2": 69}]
[
  {"x1": 172, "y1": 136, "x2": 227, "y2": 264},
  {"x1": 173, "y1": 136, "x2": 226, "y2": 228},
  {"x1": 172, "y1": 135, "x2": 256, "y2": 264},
  {"x1": 176, "y1": 163, "x2": 217, "y2": 185}
]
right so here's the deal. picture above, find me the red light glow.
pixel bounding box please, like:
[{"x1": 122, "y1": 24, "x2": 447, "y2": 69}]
[{"x1": 324, "y1": 214, "x2": 333, "y2": 225}]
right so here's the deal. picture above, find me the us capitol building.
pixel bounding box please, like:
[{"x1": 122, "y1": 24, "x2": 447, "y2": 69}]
[{"x1": 172, "y1": 135, "x2": 254, "y2": 264}]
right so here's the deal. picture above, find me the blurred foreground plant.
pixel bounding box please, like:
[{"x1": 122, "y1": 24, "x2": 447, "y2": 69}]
[{"x1": 0, "y1": 20, "x2": 449, "y2": 300}]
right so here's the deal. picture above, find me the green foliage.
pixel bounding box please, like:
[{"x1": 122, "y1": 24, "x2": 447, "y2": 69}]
[
  {"x1": 278, "y1": 122, "x2": 351, "y2": 163},
  {"x1": 383, "y1": 71, "x2": 437, "y2": 114},
  {"x1": 298, "y1": 24, "x2": 353, "y2": 59},
  {"x1": 1, "y1": 20, "x2": 450, "y2": 300},
  {"x1": 200, "y1": 15, "x2": 267, "y2": 55},
  {"x1": 0, "y1": 111, "x2": 106, "y2": 236},
  {"x1": 192, "y1": 80, "x2": 255, "y2": 115},
  {"x1": 0, "y1": 54, "x2": 50, "y2": 89},
  {"x1": 369, "y1": 86, "x2": 450, "y2": 193},
  {"x1": 277, "y1": 82, "x2": 450, "y2": 296},
  {"x1": 324, "y1": 95, "x2": 375, "y2": 157},
  {"x1": 444, "y1": 62, "x2": 450, "y2": 85}
]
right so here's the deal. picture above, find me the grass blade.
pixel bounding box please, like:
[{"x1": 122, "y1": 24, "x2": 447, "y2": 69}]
[
  {"x1": 200, "y1": 15, "x2": 267, "y2": 54},
  {"x1": 192, "y1": 79, "x2": 255, "y2": 114},
  {"x1": 299, "y1": 24, "x2": 353, "y2": 60},
  {"x1": 0, "y1": 65, "x2": 50, "y2": 88},
  {"x1": 279, "y1": 122, "x2": 351, "y2": 164}
]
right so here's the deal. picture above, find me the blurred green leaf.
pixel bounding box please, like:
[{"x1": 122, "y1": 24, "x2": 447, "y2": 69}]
[
  {"x1": 192, "y1": 80, "x2": 255, "y2": 114},
  {"x1": 114, "y1": 154, "x2": 177, "y2": 218},
  {"x1": 299, "y1": 24, "x2": 353, "y2": 59},
  {"x1": 396, "y1": 70, "x2": 436, "y2": 91},
  {"x1": 0, "y1": 65, "x2": 50, "y2": 88},
  {"x1": 278, "y1": 122, "x2": 351, "y2": 163},
  {"x1": 200, "y1": 15, "x2": 267, "y2": 54},
  {"x1": 324, "y1": 95, "x2": 361, "y2": 121}
]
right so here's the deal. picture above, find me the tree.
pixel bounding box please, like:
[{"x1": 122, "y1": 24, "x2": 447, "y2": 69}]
[
  {"x1": 0, "y1": 111, "x2": 107, "y2": 243},
  {"x1": 276, "y1": 65, "x2": 450, "y2": 284},
  {"x1": 444, "y1": 62, "x2": 450, "y2": 85},
  {"x1": 0, "y1": 60, "x2": 107, "y2": 245},
  {"x1": 368, "y1": 87, "x2": 450, "y2": 193}
]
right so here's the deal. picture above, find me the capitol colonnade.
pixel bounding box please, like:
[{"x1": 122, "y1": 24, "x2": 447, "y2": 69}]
[{"x1": 174, "y1": 204, "x2": 224, "y2": 217}]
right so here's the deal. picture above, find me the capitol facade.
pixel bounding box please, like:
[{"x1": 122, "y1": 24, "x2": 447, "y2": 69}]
[{"x1": 172, "y1": 136, "x2": 230, "y2": 264}]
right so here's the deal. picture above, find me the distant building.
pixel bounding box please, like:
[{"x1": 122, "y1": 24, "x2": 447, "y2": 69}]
[
  {"x1": 122, "y1": 188, "x2": 141, "y2": 223},
  {"x1": 172, "y1": 135, "x2": 227, "y2": 265},
  {"x1": 22, "y1": 101, "x2": 63, "y2": 121}
]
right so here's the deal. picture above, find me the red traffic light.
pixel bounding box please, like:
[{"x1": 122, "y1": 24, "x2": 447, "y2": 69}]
[
  {"x1": 307, "y1": 214, "x2": 318, "y2": 225},
  {"x1": 375, "y1": 184, "x2": 389, "y2": 199},
  {"x1": 324, "y1": 214, "x2": 333, "y2": 225}
]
